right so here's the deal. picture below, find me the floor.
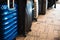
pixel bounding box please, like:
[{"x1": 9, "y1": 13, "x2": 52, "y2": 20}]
[
  {"x1": 57, "y1": 0, "x2": 60, "y2": 3},
  {"x1": 16, "y1": 4, "x2": 60, "y2": 40}
]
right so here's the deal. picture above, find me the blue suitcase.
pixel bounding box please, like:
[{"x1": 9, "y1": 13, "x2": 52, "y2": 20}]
[{"x1": 0, "y1": 0, "x2": 18, "y2": 40}]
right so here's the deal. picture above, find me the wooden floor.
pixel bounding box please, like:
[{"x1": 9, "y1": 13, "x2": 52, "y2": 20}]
[
  {"x1": 57, "y1": 0, "x2": 60, "y2": 3},
  {"x1": 58, "y1": 0, "x2": 60, "y2": 2},
  {"x1": 16, "y1": 4, "x2": 60, "y2": 40}
]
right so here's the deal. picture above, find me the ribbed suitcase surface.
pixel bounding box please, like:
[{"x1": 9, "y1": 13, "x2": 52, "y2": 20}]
[{"x1": 0, "y1": 4, "x2": 18, "y2": 40}]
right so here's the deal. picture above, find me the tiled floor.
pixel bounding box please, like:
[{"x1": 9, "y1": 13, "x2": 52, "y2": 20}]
[{"x1": 16, "y1": 4, "x2": 60, "y2": 40}]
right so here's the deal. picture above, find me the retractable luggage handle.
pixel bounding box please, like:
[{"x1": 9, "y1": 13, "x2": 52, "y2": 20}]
[{"x1": 7, "y1": 0, "x2": 14, "y2": 9}]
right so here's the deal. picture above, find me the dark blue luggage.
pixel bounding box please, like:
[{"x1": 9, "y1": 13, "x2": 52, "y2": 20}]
[{"x1": 0, "y1": 0, "x2": 18, "y2": 40}]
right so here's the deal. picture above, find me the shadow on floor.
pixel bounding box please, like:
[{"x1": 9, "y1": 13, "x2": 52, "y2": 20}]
[{"x1": 54, "y1": 37, "x2": 60, "y2": 40}]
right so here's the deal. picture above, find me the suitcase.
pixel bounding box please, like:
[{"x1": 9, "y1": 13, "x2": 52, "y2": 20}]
[
  {"x1": 38, "y1": 0, "x2": 42, "y2": 14},
  {"x1": 17, "y1": 0, "x2": 33, "y2": 37},
  {"x1": 38, "y1": 0, "x2": 46, "y2": 15},
  {"x1": 0, "y1": 0, "x2": 18, "y2": 40},
  {"x1": 47, "y1": 0, "x2": 56, "y2": 8},
  {"x1": 32, "y1": 0, "x2": 39, "y2": 21}
]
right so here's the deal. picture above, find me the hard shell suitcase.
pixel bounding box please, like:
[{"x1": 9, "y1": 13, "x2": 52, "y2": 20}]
[
  {"x1": 0, "y1": 0, "x2": 18, "y2": 40},
  {"x1": 17, "y1": 0, "x2": 33, "y2": 37},
  {"x1": 32, "y1": 0, "x2": 39, "y2": 21},
  {"x1": 38, "y1": 0, "x2": 46, "y2": 15}
]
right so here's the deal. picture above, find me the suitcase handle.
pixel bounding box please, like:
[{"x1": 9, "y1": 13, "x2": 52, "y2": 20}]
[{"x1": 7, "y1": 0, "x2": 14, "y2": 9}]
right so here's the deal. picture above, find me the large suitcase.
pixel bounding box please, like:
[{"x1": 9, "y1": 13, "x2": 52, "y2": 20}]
[
  {"x1": 0, "y1": 0, "x2": 18, "y2": 40},
  {"x1": 18, "y1": 0, "x2": 33, "y2": 37},
  {"x1": 38, "y1": 0, "x2": 42, "y2": 14},
  {"x1": 38, "y1": 0, "x2": 46, "y2": 15}
]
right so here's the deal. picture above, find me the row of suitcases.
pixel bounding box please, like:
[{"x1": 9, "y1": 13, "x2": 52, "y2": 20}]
[{"x1": 0, "y1": 0, "x2": 49, "y2": 40}]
